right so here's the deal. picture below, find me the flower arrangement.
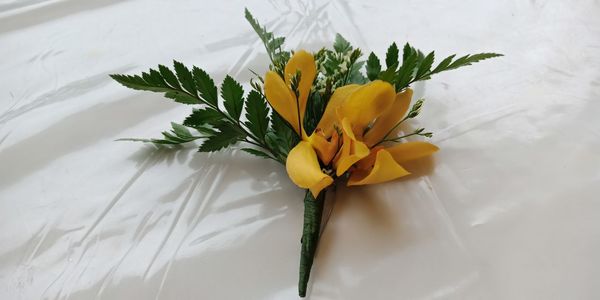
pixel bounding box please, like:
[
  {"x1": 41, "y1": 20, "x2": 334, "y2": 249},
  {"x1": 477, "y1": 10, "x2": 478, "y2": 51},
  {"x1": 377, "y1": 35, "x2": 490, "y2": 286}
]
[{"x1": 110, "y1": 9, "x2": 501, "y2": 297}]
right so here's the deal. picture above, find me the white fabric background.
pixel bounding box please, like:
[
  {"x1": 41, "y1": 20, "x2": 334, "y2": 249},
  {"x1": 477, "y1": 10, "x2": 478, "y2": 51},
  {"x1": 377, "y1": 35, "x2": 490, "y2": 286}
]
[{"x1": 1, "y1": 1, "x2": 599, "y2": 299}]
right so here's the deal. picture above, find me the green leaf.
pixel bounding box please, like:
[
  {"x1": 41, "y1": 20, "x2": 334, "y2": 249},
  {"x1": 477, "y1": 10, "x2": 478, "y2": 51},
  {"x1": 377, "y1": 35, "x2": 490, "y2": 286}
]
[
  {"x1": 378, "y1": 62, "x2": 397, "y2": 83},
  {"x1": 245, "y1": 8, "x2": 268, "y2": 44},
  {"x1": 395, "y1": 53, "x2": 418, "y2": 89},
  {"x1": 303, "y1": 91, "x2": 323, "y2": 135},
  {"x1": 402, "y1": 43, "x2": 416, "y2": 62},
  {"x1": 416, "y1": 50, "x2": 425, "y2": 63},
  {"x1": 385, "y1": 42, "x2": 399, "y2": 69},
  {"x1": 110, "y1": 74, "x2": 172, "y2": 93},
  {"x1": 265, "y1": 131, "x2": 290, "y2": 158},
  {"x1": 268, "y1": 37, "x2": 285, "y2": 51},
  {"x1": 164, "y1": 90, "x2": 199, "y2": 105},
  {"x1": 183, "y1": 108, "x2": 223, "y2": 128},
  {"x1": 447, "y1": 53, "x2": 503, "y2": 71},
  {"x1": 431, "y1": 54, "x2": 456, "y2": 74},
  {"x1": 173, "y1": 61, "x2": 196, "y2": 95},
  {"x1": 333, "y1": 33, "x2": 352, "y2": 53},
  {"x1": 141, "y1": 69, "x2": 167, "y2": 87},
  {"x1": 170, "y1": 122, "x2": 193, "y2": 138},
  {"x1": 271, "y1": 113, "x2": 296, "y2": 150},
  {"x1": 111, "y1": 65, "x2": 199, "y2": 105},
  {"x1": 192, "y1": 67, "x2": 218, "y2": 106},
  {"x1": 198, "y1": 122, "x2": 244, "y2": 152},
  {"x1": 245, "y1": 8, "x2": 289, "y2": 70},
  {"x1": 271, "y1": 110, "x2": 291, "y2": 134},
  {"x1": 415, "y1": 51, "x2": 435, "y2": 80},
  {"x1": 267, "y1": 109, "x2": 298, "y2": 161},
  {"x1": 366, "y1": 52, "x2": 381, "y2": 81},
  {"x1": 421, "y1": 52, "x2": 503, "y2": 80},
  {"x1": 220, "y1": 75, "x2": 244, "y2": 119},
  {"x1": 161, "y1": 131, "x2": 189, "y2": 143},
  {"x1": 273, "y1": 51, "x2": 291, "y2": 66},
  {"x1": 117, "y1": 122, "x2": 204, "y2": 145},
  {"x1": 241, "y1": 148, "x2": 273, "y2": 160},
  {"x1": 347, "y1": 61, "x2": 368, "y2": 84},
  {"x1": 244, "y1": 90, "x2": 270, "y2": 139},
  {"x1": 117, "y1": 137, "x2": 183, "y2": 145},
  {"x1": 158, "y1": 65, "x2": 180, "y2": 89}
]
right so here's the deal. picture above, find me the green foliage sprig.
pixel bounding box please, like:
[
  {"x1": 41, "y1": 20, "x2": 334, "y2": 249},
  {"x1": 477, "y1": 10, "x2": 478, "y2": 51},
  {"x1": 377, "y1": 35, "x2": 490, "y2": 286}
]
[
  {"x1": 245, "y1": 8, "x2": 290, "y2": 76},
  {"x1": 367, "y1": 42, "x2": 503, "y2": 91},
  {"x1": 110, "y1": 61, "x2": 284, "y2": 162}
]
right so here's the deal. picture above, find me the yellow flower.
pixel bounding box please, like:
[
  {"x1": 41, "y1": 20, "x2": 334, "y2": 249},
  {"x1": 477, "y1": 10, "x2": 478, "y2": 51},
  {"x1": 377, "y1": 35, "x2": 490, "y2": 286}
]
[
  {"x1": 264, "y1": 50, "x2": 316, "y2": 138},
  {"x1": 264, "y1": 50, "x2": 439, "y2": 197}
]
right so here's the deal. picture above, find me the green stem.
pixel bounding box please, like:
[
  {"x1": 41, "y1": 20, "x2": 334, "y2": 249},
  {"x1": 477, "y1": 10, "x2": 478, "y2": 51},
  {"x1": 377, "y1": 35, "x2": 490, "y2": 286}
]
[
  {"x1": 379, "y1": 131, "x2": 420, "y2": 144},
  {"x1": 299, "y1": 189, "x2": 326, "y2": 297},
  {"x1": 341, "y1": 56, "x2": 357, "y2": 86},
  {"x1": 242, "y1": 138, "x2": 281, "y2": 163},
  {"x1": 372, "y1": 116, "x2": 409, "y2": 147}
]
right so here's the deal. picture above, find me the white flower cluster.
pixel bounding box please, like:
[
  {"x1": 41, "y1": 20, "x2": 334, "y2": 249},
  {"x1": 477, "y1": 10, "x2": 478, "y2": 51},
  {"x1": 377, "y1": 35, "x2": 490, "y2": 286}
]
[{"x1": 313, "y1": 51, "x2": 354, "y2": 94}]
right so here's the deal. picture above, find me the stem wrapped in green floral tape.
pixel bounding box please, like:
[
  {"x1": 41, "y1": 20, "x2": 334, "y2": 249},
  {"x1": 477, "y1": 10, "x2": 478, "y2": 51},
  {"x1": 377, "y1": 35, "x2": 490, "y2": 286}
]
[{"x1": 299, "y1": 188, "x2": 326, "y2": 297}]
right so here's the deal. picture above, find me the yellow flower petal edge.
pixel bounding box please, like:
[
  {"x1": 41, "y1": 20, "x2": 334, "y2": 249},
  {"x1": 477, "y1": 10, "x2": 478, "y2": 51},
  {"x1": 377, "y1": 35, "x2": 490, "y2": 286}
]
[
  {"x1": 284, "y1": 50, "x2": 316, "y2": 124},
  {"x1": 286, "y1": 141, "x2": 334, "y2": 197},
  {"x1": 337, "y1": 80, "x2": 396, "y2": 134},
  {"x1": 315, "y1": 84, "x2": 360, "y2": 137},
  {"x1": 386, "y1": 141, "x2": 439, "y2": 164},
  {"x1": 334, "y1": 118, "x2": 370, "y2": 176},
  {"x1": 307, "y1": 130, "x2": 339, "y2": 165},
  {"x1": 363, "y1": 88, "x2": 413, "y2": 147},
  {"x1": 264, "y1": 71, "x2": 300, "y2": 134},
  {"x1": 355, "y1": 146, "x2": 384, "y2": 171},
  {"x1": 347, "y1": 149, "x2": 410, "y2": 186}
]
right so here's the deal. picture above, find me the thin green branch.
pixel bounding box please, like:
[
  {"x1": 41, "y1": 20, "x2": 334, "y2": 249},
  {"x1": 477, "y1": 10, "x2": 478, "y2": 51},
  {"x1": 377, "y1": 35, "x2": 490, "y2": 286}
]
[{"x1": 379, "y1": 129, "x2": 432, "y2": 144}]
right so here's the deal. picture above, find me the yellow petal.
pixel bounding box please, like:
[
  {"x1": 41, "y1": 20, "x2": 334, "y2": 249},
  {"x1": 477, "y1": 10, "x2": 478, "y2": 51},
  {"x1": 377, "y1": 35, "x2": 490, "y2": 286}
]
[
  {"x1": 284, "y1": 50, "x2": 316, "y2": 126},
  {"x1": 286, "y1": 141, "x2": 334, "y2": 197},
  {"x1": 337, "y1": 80, "x2": 396, "y2": 135},
  {"x1": 264, "y1": 71, "x2": 301, "y2": 134},
  {"x1": 315, "y1": 84, "x2": 360, "y2": 137},
  {"x1": 355, "y1": 146, "x2": 384, "y2": 171},
  {"x1": 334, "y1": 118, "x2": 370, "y2": 176},
  {"x1": 307, "y1": 130, "x2": 339, "y2": 165},
  {"x1": 363, "y1": 88, "x2": 413, "y2": 147},
  {"x1": 386, "y1": 141, "x2": 439, "y2": 164},
  {"x1": 347, "y1": 149, "x2": 410, "y2": 186}
]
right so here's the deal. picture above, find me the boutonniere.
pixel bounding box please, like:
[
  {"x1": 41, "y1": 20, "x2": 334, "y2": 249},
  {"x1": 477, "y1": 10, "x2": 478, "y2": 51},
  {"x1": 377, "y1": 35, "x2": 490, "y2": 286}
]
[{"x1": 111, "y1": 8, "x2": 501, "y2": 297}]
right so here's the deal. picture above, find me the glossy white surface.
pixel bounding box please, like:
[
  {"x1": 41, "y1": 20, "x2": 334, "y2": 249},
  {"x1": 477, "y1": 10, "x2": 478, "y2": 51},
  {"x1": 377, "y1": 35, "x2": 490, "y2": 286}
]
[{"x1": 1, "y1": 1, "x2": 599, "y2": 299}]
